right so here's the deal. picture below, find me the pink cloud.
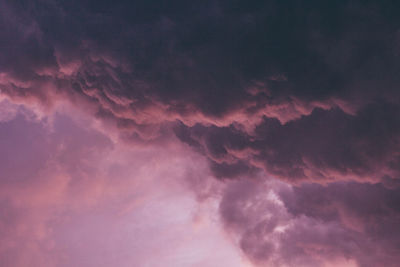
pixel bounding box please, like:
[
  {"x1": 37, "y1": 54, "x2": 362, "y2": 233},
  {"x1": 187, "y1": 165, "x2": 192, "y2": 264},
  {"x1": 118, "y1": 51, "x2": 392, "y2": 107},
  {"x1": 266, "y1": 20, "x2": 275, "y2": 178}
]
[
  {"x1": 1, "y1": 1, "x2": 400, "y2": 265},
  {"x1": 0, "y1": 102, "x2": 246, "y2": 267}
]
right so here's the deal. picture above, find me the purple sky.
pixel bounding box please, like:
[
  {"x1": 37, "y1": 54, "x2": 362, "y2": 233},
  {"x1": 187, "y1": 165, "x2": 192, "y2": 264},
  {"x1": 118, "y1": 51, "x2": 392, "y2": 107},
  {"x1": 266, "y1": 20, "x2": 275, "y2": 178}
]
[{"x1": 1, "y1": 1, "x2": 400, "y2": 266}]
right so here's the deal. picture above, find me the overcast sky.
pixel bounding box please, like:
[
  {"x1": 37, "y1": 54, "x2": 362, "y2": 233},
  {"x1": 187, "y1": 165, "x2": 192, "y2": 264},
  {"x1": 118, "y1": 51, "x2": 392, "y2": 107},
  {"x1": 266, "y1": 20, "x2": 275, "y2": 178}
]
[{"x1": 1, "y1": 1, "x2": 400, "y2": 266}]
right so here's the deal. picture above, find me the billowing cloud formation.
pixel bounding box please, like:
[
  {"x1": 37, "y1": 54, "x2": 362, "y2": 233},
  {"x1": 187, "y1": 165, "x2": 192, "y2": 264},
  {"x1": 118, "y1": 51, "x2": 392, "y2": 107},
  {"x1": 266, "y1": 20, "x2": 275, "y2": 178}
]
[
  {"x1": 219, "y1": 178, "x2": 400, "y2": 267},
  {"x1": 1, "y1": 0, "x2": 400, "y2": 266},
  {"x1": 0, "y1": 100, "x2": 247, "y2": 267},
  {"x1": 176, "y1": 101, "x2": 400, "y2": 184}
]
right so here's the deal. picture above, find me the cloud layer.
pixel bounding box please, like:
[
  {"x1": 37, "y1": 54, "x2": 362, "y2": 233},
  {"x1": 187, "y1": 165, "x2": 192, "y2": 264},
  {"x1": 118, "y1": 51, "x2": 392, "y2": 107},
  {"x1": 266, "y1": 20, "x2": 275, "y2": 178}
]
[{"x1": 1, "y1": 0, "x2": 400, "y2": 266}]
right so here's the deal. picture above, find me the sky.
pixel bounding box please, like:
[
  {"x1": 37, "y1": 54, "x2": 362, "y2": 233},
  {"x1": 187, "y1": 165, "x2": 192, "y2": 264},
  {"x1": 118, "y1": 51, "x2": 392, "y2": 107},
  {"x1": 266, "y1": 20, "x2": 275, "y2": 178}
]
[{"x1": 1, "y1": 1, "x2": 400, "y2": 266}]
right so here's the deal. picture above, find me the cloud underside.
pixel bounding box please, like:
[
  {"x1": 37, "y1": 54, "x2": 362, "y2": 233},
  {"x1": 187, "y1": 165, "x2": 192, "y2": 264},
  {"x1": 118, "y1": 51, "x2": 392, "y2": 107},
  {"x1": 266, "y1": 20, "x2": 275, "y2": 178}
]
[{"x1": 1, "y1": 0, "x2": 400, "y2": 266}]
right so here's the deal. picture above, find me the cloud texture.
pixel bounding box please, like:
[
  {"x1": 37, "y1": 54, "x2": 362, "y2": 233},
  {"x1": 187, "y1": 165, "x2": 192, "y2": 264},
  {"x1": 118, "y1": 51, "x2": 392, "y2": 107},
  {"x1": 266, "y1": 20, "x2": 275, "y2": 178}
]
[{"x1": 1, "y1": 0, "x2": 400, "y2": 266}]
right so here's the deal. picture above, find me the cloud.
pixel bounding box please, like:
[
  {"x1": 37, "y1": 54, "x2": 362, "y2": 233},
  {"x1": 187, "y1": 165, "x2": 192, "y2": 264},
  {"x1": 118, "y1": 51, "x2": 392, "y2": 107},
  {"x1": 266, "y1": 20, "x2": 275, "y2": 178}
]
[
  {"x1": 2, "y1": 0, "x2": 399, "y2": 125},
  {"x1": 219, "y1": 178, "x2": 400, "y2": 267},
  {"x1": 2, "y1": 0, "x2": 400, "y2": 176},
  {"x1": 1, "y1": 0, "x2": 400, "y2": 266},
  {"x1": 0, "y1": 103, "x2": 247, "y2": 267},
  {"x1": 177, "y1": 101, "x2": 400, "y2": 184}
]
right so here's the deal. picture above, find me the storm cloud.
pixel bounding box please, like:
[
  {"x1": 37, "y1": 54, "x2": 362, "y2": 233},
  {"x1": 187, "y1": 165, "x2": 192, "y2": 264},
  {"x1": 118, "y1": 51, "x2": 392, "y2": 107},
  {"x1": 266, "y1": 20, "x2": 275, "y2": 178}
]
[{"x1": 1, "y1": 0, "x2": 400, "y2": 266}]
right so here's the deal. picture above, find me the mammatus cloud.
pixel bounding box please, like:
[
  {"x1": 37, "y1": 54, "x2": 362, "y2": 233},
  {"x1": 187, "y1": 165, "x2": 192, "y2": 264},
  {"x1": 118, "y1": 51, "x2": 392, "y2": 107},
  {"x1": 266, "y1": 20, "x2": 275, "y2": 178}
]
[{"x1": 1, "y1": 0, "x2": 400, "y2": 266}]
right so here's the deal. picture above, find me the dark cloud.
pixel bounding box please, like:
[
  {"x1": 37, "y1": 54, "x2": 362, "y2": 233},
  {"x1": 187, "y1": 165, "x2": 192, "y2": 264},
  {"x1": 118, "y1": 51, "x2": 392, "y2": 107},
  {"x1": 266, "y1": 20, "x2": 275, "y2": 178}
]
[
  {"x1": 2, "y1": 0, "x2": 400, "y2": 265},
  {"x1": 2, "y1": 0, "x2": 400, "y2": 118},
  {"x1": 219, "y1": 179, "x2": 400, "y2": 267},
  {"x1": 177, "y1": 101, "x2": 400, "y2": 184}
]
